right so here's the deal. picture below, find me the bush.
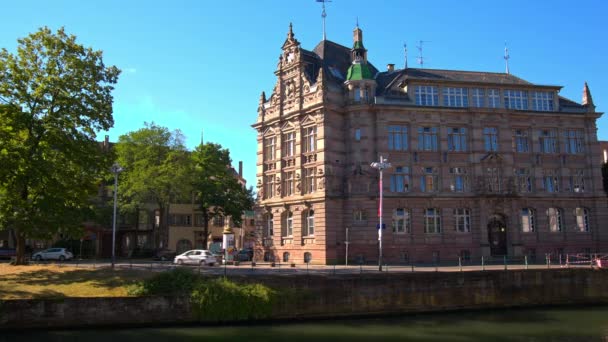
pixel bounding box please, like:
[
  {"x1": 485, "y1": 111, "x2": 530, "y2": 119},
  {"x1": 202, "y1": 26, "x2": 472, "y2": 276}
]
[
  {"x1": 191, "y1": 278, "x2": 276, "y2": 321},
  {"x1": 127, "y1": 268, "x2": 199, "y2": 296}
]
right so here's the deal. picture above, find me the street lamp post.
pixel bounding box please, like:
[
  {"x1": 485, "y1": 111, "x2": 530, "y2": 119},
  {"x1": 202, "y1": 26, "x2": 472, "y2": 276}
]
[
  {"x1": 371, "y1": 155, "x2": 391, "y2": 272},
  {"x1": 110, "y1": 163, "x2": 123, "y2": 269}
]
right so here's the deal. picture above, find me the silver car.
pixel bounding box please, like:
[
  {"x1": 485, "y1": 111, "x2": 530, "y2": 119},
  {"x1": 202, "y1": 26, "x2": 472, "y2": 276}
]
[
  {"x1": 173, "y1": 249, "x2": 216, "y2": 266},
  {"x1": 32, "y1": 248, "x2": 73, "y2": 261}
]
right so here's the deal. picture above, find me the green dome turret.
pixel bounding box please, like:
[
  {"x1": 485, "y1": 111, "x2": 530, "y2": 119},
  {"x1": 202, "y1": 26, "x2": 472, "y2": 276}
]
[{"x1": 346, "y1": 61, "x2": 374, "y2": 81}]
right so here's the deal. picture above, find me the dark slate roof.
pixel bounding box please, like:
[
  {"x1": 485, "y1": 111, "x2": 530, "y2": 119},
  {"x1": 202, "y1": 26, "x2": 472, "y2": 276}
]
[
  {"x1": 558, "y1": 96, "x2": 586, "y2": 111},
  {"x1": 397, "y1": 68, "x2": 534, "y2": 85},
  {"x1": 312, "y1": 40, "x2": 379, "y2": 86}
]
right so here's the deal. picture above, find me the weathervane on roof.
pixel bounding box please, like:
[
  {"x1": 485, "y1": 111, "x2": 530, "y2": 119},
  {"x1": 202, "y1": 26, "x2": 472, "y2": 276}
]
[
  {"x1": 504, "y1": 42, "x2": 510, "y2": 74},
  {"x1": 416, "y1": 40, "x2": 429, "y2": 68},
  {"x1": 404, "y1": 43, "x2": 408, "y2": 69},
  {"x1": 316, "y1": 0, "x2": 332, "y2": 41}
]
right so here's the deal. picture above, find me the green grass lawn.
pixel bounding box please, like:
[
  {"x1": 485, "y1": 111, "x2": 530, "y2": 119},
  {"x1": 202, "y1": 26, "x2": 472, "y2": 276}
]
[{"x1": 0, "y1": 264, "x2": 154, "y2": 299}]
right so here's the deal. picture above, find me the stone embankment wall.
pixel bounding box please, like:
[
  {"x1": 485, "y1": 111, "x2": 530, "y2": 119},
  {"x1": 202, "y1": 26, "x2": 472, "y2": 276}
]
[{"x1": 2, "y1": 269, "x2": 607, "y2": 329}]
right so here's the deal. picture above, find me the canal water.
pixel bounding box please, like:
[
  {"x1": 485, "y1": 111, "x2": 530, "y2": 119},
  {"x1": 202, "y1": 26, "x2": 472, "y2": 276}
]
[{"x1": 4, "y1": 305, "x2": 608, "y2": 341}]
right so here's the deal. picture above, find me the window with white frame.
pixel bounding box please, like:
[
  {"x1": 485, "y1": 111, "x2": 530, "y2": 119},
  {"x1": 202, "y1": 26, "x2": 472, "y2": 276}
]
[
  {"x1": 521, "y1": 208, "x2": 536, "y2": 233},
  {"x1": 485, "y1": 167, "x2": 501, "y2": 193},
  {"x1": 483, "y1": 127, "x2": 498, "y2": 151},
  {"x1": 449, "y1": 167, "x2": 467, "y2": 192},
  {"x1": 539, "y1": 129, "x2": 558, "y2": 153},
  {"x1": 513, "y1": 129, "x2": 530, "y2": 153},
  {"x1": 392, "y1": 208, "x2": 411, "y2": 233},
  {"x1": 264, "y1": 136, "x2": 276, "y2": 161},
  {"x1": 282, "y1": 132, "x2": 295, "y2": 157},
  {"x1": 353, "y1": 209, "x2": 367, "y2": 222},
  {"x1": 264, "y1": 174, "x2": 275, "y2": 199},
  {"x1": 575, "y1": 207, "x2": 590, "y2": 232},
  {"x1": 424, "y1": 208, "x2": 442, "y2": 234},
  {"x1": 302, "y1": 126, "x2": 317, "y2": 153},
  {"x1": 304, "y1": 167, "x2": 316, "y2": 193},
  {"x1": 448, "y1": 127, "x2": 467, "y2": 152},
  {"x1": 388, "y1": 125, "x2": 408, "y2": 151},
  {"x1": 565, "y1": 130, "x2": 584, "y2": 154},
  {"x1": 390, "y1": 166, "x2": 410, "y2": 192},
  {"x1": 543, "y1": 169, "x2": 559, "y2": 193},
  {"x1": 547, "y1": 208, "x2": 563, "y2": 232},
  {"x1": 531, "y1": 91, "x2": 554, "y2": 111},
  {"x1": 471, "y1": 88, "x2": 485, "y2": 107},
  {"x1": 488, "y1": 89, "x2": 500, "y2": 108},
  {"x1": 454, "y1": 208, "x2": 471, "y2": 233},
  {"x1": 418, "y1": 127, "x2": 438, "y2": 151},
  {"x1": 283, "y1": 171, "x2": 295, "y2": 196},
  {"x1": 304, "y1": 209, "x2": 314, "y2": 236},
  {"x1": 265, "y1": 213, "x2": 274, "y2": 237},
  {"x1": 443, "y1": 87, "x2": 468, "y2": 107},
  {"x1": 515, "y1": 168, "x2": 532, "y2": 193},
  {"x1": 504, "y1": 89, "x2": 528, "y2": 110},
  {"x1": 569, "y1": 169, "x2": 585, "y2": 193},
  {"x1": 421, "y1": 167, "x2": 438, "y2": 192},
  {"x1": 284, "y1": 211, "x2": 293, "y2": 236},
  {"x1": 415, "y1": 85, "x2": 439, "y2": 106}
]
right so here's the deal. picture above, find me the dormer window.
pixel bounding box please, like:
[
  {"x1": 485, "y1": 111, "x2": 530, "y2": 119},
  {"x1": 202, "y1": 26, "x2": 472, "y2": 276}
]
[
  {"x1": 531, "y1": 91, "x2": 554, "y2": 111},
  {"x1": 504, "y1": 89, "x2": 528, "y2": 110},
  {"x1": 415, "y1": 86, "x2": 438, "y2": 106}
]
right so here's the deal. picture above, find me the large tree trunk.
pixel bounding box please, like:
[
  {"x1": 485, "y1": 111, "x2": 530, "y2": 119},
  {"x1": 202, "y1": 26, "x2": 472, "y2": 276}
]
[{"x1": 14, "y1": 228, "x2": 27, "y2": 265}]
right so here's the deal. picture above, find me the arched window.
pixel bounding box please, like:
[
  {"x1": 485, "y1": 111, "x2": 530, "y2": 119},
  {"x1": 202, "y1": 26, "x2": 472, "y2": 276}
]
[
  {"x1": 575, "y1": 208, "x2": 590, "y2": 232},
  {"x1": 283, "y1": 252, "x2": 290, "y2": 262},
  {"x1": 304, "y1": 210, "x2": 314, "y2": 236},
  {"x1": 521, "y1": 208, "x2": 536, "y2": 232},
  {"x1": 304, "y1": 252, "x2": 312, "y2": 263},
  {"x1": 176, "y1": 239, "x2": 192, "y2": 254},
  {"x1": 547, "y1": 208, "x2": 563, "y2": 232},
  {"x1": 424, "y1": 208, "x2": 441, "y2": 234},
  {"x1": 265, "y1": 213, "x2": 273, "y2": 237},
  {"x1": 392, "y1": 208, "x2": 410, "y2": 233}
]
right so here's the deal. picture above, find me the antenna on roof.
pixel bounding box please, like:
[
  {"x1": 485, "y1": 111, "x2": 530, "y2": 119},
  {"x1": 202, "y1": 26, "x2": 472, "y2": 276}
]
[
  {"x1": 416, "y1": 40, "x2": 430, "y2": 68},
  {"x1": 504, "y1": 42, "x2": 510, "y2": 74},
  {"x1": 404, "y1": 43, "x2": 408, "y2": 69},
  {"x1": 316, "y1": 0, "x2": 331, "y2": 41}
]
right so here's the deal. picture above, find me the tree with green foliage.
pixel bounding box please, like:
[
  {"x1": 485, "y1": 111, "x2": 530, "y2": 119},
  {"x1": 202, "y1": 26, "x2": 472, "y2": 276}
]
[
  {"x1": 115, "y1": 122, "x2": 192, "y2": 250},
  {"x1": 0, "y1": 27, "x2": 120, "y2": 264},
  {"x1": 191, "y1": 143, "x2": 254, "y2": 247}
]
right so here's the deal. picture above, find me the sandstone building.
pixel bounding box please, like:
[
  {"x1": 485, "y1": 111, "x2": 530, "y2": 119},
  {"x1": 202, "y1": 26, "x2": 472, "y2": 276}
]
[{"x1": 252, "y1": 24, "x2": 606, "y2": 265}]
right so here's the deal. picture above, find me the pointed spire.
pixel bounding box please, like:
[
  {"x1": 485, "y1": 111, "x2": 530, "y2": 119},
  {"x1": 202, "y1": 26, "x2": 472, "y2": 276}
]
[
  {"x1": 288, "y1": 22, "x2": 294, "y2": 40},
  {"x1": 582, "y1": 82, "x2": 595, "y2": 108},
  {"x1": 260, "y1": 91, "x2": 266, "y2": 104}
]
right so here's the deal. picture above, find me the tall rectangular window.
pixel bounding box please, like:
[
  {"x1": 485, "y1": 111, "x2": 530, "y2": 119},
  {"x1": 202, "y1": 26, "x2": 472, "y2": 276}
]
[
  {"x1": 515, "y1": 168, "x2": 532, "y2": 193},
  {"x1": 420, "y1": 167, "x2": 438, "y2": 192},
  {"x1": 531, "y1": 91, "x2": 554, "y2": 111},
  {"x1": 283, "y1": 171, "x2": 295, "y2": 196},
  {"x1": 488, "y1": 89, "x2": 500, "y2": 108},
  {"x1": 471, "y1": 88, "x2": 485, "y2": 107},
  {"x1": 303, "y1": 126, "x2": 317, "y2": 153},
  {"x1": 264, "y1": 136, "x2": 276, "y2": 161},
  {"x1": 390, "y1": 166, "x2": 410, "y2": 192},
  {"x1": 521, "y1": 208, "x2": 535, "y2": 233},
  {"x1": 483, "y1": 127, "x2": 498, "y2": 151},
  {"x1": 565, "y1": 130, "x2": 584, "y2": 154},
  {"x1": 547, "y1": 208, "x2": 563, "y2": 232},
  {"x1": 504, "y1": 89, "x2": 528, "y2": 110},
  {"x1": 539, "y1": 129, "x2": 558, "y2": 153},
  {"x1": 449, "y1": 167, "x2": 467, "y2": 192},
  {"x1": 575, "y1": 208, "x2": 590, "y2": 232},
  {"x1": 513, "y1": 129, "x2": 530, "y2": 153},
  {"x1": 447, "y1": 127, "x2": 467, "y2": 152},
  {"x1": 282, "y1": 132, "x2": 295, "y2": 157},
  {"x1": 354, "y1": 86, "x2": 361, "y2": 102},
  {"x1": 543, "y1": 169, "x2": 559, "y2": 193},
  {"x1": 454, "y1": 208, "x2": 471, "y2": 233},
  {"x1": 264, "y1": 175, "x2": 275, "y2": 199},
  {"x1": 418, "y1": 127, "x2": 438, "y2": 151},
  {"x1": 415, "y1": 85, "x2": 439, "y2": 106},
  {"x1": 443, "y1": 87, "x2": 468, "y2": 107},
  {"x1": 569, "y1": 169, "x2": 585, "y2": 193},
  {"x1": 485, "y1": 167, "x2": 501, "y2": 192},
  {"x1": 424, "y1": 208, "x2": 442, "y2": 234},
  {"x1": 392, "y1": 208, "x2": 411, "y2": 234},
  {"x1": 388, "y1": 125, "x2": 408, "y2": 151},
  {"x1": 304, "y1": 167, "x2": 316, "y2": 193}
]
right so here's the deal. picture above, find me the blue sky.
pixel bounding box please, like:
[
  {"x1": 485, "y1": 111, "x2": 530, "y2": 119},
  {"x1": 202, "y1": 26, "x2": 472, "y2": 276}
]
[{"x1": 1, "y1": 0, "x2": 607, "y2": 186}]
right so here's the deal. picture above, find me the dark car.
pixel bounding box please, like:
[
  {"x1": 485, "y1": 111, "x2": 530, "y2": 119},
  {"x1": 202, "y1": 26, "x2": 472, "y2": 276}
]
[
  {"x1": 153, "y1": 249, "x2": 176, "y2": 261},
  {"x1": 235, "y1": 248, "x2": 253, "y2": 262},
  {"x1": 0, "y1": 248, "x2": 16, "y2": 260}
]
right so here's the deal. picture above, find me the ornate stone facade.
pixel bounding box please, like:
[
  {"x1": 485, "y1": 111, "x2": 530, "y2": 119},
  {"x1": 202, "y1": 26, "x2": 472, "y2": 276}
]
[{"x1": 252, "y1": 24, "x2": 607, "y2": 265}]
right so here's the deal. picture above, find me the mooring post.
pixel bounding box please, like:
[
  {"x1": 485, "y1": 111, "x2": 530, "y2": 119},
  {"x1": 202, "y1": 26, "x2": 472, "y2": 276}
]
[
  {"x1": 481, "y1": 256, "x2": 485, "y2": 271},
  {"x1": 459, "y1": 257, "x2": 462, "y2": 272},
  {"x1": 525, "y1": 255, "x2": 528, "y2": 270},
  {"x1": 504, "y1": 255, "x2": 507, "y2": 271}
]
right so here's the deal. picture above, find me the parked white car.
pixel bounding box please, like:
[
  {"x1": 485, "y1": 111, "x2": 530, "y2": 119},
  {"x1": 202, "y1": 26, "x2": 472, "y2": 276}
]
[
  {"x1": 32, "y1": 248, "x2": 73, "y2": 261},
  {"x1": 173, "y1": 250, "x2": 216, "y2": 266}
]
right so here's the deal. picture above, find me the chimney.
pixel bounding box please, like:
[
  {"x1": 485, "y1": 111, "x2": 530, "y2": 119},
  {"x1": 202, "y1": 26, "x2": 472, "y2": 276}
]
[
  {"x1": 387, "y1": 63, "x2": 395, "y2": 72},
  {"x1": 238, "y1": 161, "x2": 243, "y2": 177}
]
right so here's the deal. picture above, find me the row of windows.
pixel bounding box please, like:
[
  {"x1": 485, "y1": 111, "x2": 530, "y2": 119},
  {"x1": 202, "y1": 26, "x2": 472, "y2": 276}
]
[
  {"x1": 264, "y1": 126, "x2": 317, "y2": 161},
  {"x1": 263, "y1": 211, "x2": 315, "y2": 237},
  {"x1": 387, "y1": 166, "x2": 585, "y2": 194},
  {"x1": 169, "y1": 214, "x2": 225, "y2": 227},
  {"x1": 414, "y1": 86, "x2": 554, "y2": 111},
  {"x1": 387, "y1": 126, "x2": 585, "y2": 154},
  {"x1": 351, "y1": 207, "x2": 590, "y2": 233},
  {"x1": 263, "y1": 167, "x2": 319, "y2": 199}
]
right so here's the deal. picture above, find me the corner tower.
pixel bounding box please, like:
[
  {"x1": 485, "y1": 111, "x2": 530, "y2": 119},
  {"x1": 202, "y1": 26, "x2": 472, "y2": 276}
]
[{"x1": 344, "y1": 25, "x2": 376, "y2": 103}]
